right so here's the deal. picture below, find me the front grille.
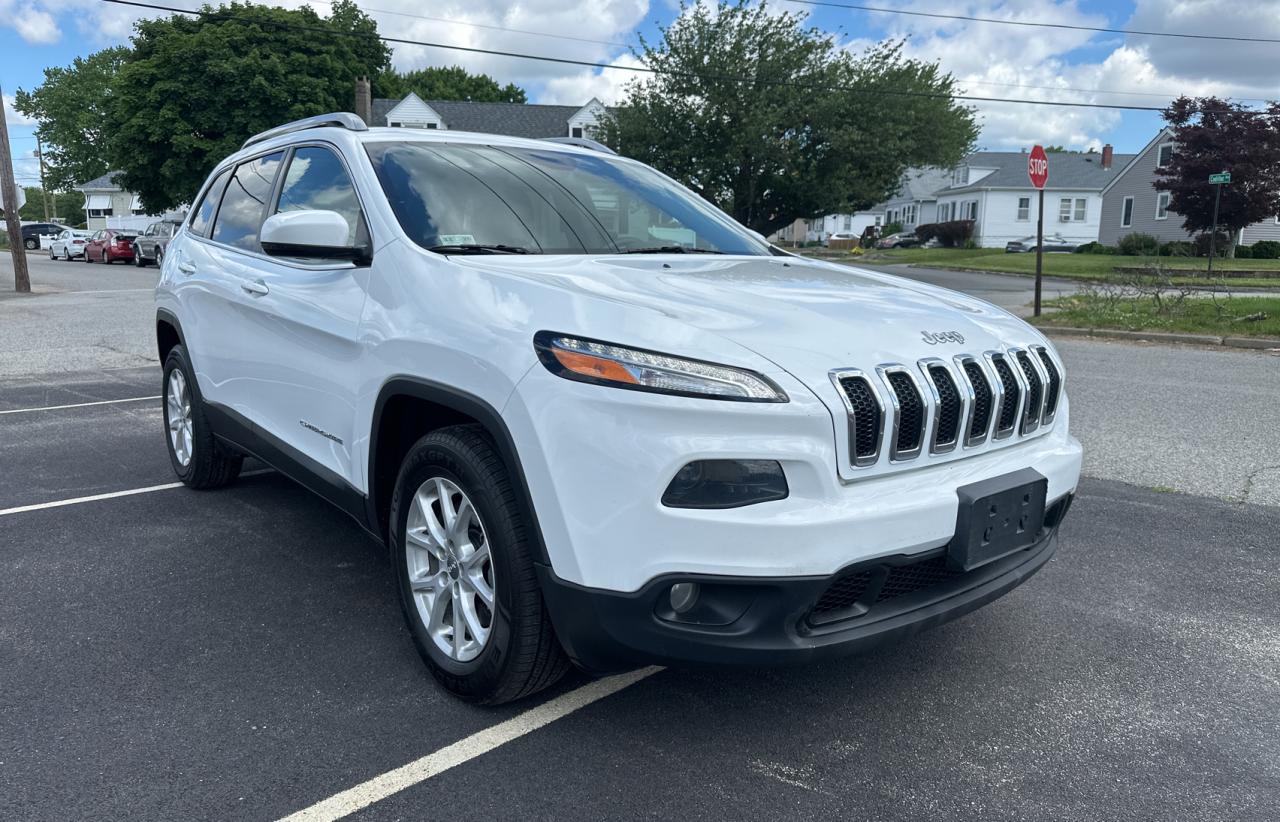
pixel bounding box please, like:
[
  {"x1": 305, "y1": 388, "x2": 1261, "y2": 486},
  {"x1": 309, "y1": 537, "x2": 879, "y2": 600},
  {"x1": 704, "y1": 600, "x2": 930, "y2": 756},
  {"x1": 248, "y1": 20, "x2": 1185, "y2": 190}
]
[
  {"x1": 927, "y1": 364, "x2": 961, "y2": 449},
  {"x1": 808, "y1": 552, "x2": 965, "y2": 625},
  {"x1": 839, "y1": 376, "x2": 882, "y2": 464},
  {"x1": 885, "y1": 371, "x2": 924, "y2": 457},
  {"x1": 1036, "y1": 347, "x2": 1061, "y2": 421},
  {"x1": 1016, "y1": 351, "x2": 1043, "y2": 432},
  {"x1": 990, "y1": 355, "x2": 1021, "y2": 435},
  {"x1": 961, "y1": 359, "x2": 993, "y2": 443}
]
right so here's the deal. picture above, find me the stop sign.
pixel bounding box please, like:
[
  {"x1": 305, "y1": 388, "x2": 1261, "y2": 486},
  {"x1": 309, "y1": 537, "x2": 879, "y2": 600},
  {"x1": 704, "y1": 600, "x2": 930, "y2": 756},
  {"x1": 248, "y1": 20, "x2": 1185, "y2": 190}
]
[{"x1": 1027, "y1": 145, "x2": 1049, "y2": 189}]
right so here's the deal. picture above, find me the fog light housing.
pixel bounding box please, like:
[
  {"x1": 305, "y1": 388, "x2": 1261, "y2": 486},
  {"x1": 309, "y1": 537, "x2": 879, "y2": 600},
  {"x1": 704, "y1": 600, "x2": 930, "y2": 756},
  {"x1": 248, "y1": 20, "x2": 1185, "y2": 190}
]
[
  {"x1": 661, "y1": 459, "x2": 788, "y2": 509},
  {"x1": 668, "y1": 582, "x2": 700, "y2": 614}
]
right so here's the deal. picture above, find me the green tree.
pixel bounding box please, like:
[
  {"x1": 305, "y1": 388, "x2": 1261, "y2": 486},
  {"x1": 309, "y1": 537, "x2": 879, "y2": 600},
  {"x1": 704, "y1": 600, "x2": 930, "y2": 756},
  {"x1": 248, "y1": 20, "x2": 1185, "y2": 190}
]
[
  {"x1": 109, "y1": 0, "x2": 391, "y2": 212},
  {"x1": 600, "y1": 1, "x2": 977, "y2": 235},
  {"x1": 1155, "y1": 96, "x2": 1280, "y2": 258},
  {"x1": 19, "y1": 188, "x2": 87, "y2": 226},
  {"x1": 14, "y1": 48, "x2": 129, "y2": 190},
  {"x1": 374, "y1": 66, "x2": 526, "y2": 103}
]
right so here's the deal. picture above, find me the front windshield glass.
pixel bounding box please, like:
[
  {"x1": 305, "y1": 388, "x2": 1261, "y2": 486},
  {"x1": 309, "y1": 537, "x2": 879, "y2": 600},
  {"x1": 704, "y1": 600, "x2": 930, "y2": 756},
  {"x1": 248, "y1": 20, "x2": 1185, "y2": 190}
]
[{"x1": 364, "y1": 142, "x2": 770, "y2": 255}]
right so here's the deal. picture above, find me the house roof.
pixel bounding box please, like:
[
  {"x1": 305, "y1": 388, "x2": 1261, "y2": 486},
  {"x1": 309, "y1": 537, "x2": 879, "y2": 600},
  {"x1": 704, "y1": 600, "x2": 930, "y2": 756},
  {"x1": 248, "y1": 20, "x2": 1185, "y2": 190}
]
[
  {"x1": 1099, "y1": 127, "x2": 1174, "y2": 196},
  {"x1": 943, "y1": 150, "x2": 1135, "y2": 194},
  {"x1": 370, "y1": 98, "x2": 613, "y2": 139},
  {"x1": 891, "y1": 167, "x2": 952, "y2": 203},
  {"x1": 77, "y1": 171, "x2": 125, "y2": 191}
]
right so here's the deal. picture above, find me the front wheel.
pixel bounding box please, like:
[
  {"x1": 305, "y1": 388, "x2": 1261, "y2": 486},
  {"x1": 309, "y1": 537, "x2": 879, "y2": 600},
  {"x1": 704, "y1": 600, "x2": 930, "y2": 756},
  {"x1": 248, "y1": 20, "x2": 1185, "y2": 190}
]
[
  {"x1": 391, "y1": 426, "x2": 569, "y2": 704},
  {"x1": 24, "y1": 238, "x2": 38, "y2": 250},
  {"x1": 162, "y1": 346, "x2": 242, "y2": 489},
  {"x1": 133, "y1": 246, "x2": 145, "y2": 267}
]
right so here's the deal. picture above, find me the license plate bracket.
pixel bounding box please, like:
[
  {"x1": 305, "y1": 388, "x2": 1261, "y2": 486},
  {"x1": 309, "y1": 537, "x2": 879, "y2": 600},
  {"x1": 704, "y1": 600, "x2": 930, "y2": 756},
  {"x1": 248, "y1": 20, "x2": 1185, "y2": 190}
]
[{"x1": 949, "y1": 468, "x2": 1048, "y2": 571}]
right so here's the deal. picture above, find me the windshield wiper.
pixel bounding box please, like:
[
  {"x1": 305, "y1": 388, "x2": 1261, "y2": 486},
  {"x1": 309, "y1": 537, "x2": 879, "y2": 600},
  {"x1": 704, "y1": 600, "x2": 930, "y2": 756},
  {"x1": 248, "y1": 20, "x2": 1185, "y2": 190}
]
[
  {"x1": 427, "y1": 243, "x2": 530, "y2": 255},
  {"x1": 622, "y1": 246, "x2": 724, "y2": 254}
]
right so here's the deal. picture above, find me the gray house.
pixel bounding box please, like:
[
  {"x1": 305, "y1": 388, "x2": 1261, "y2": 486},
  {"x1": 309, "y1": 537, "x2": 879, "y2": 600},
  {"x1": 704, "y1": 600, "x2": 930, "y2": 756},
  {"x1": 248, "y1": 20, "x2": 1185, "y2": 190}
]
[
  {"x1": 1099, "y1": 128, "x2": 1280, "y2": 246},
  {"x1": 878, "y1": 167, "x2": 952, "y2": 231}
]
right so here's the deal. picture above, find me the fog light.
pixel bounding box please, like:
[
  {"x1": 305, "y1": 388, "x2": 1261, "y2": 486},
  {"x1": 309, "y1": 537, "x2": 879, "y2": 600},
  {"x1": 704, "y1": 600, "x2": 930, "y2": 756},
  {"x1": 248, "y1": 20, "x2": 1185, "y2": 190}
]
[
  {"x1": 660, "y1": 459, "x2": 788, "y2": 509},
  {"x1": 668, "y1": 582, "x2": 700, "y2": 614}
]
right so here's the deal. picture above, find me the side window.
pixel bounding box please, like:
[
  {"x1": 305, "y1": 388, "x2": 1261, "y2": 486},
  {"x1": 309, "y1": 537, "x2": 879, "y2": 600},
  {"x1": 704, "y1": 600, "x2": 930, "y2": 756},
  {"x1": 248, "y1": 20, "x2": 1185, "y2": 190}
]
[
  {"x1": 212, "y1": 152, "x2": 285, "y2": 251},
  {"x1": 273, "y1": 146, "x2": 364, "y2": 246},
  {"x1": 189, "y1": 168, "x2": 231, "y2": 238}
]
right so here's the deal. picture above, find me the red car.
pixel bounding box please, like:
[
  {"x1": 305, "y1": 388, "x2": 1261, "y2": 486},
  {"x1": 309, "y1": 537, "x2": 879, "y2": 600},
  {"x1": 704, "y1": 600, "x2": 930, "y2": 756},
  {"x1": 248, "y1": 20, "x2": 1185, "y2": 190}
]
[{"x1": 84, "y1": 229, "x2": 138, "y2": 264}]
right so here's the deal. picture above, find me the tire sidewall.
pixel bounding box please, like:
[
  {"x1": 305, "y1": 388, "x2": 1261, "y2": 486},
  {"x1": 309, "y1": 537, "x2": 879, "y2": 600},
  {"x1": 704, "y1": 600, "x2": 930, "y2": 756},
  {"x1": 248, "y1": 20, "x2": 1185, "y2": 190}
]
[
  {"x1": 391, "y1": 439, "x2": 518, "y2": 689},
  {"x1": 162, "y1": 347, "x2": 201, "y2": 482}
]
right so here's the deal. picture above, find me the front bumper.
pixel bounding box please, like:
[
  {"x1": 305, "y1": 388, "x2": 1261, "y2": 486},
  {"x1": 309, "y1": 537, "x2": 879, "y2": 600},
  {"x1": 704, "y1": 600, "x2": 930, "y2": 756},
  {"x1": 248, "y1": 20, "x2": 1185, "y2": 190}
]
[{"x1": 540, "y1": 495, "x2": 1069, "y2": 673}]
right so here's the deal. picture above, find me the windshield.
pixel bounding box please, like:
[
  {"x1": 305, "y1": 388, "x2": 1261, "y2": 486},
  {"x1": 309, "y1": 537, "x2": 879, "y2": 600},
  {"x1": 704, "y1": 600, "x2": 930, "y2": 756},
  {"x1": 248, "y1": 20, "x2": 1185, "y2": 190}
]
[{"x1": 364, "y1": 142, "x2": 770, "y2": 256}]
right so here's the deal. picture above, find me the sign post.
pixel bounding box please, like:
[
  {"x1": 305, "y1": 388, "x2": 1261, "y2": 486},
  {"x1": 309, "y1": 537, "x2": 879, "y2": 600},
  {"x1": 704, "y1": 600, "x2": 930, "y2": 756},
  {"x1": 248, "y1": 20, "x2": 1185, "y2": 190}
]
[
  {"x1": 1207, "y1": 171, "x2": 1230, "y2": 277},
  {"x1": 1027, "y1": 145, "x2": 1049, "y2": 316}
]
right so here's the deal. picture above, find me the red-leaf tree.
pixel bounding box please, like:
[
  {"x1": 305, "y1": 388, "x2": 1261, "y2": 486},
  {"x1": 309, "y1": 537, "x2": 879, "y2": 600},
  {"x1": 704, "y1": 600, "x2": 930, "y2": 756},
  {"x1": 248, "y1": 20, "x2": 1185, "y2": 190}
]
[{"x1": 1155, "y1": 96, "x2": 1280, "y2": 257}]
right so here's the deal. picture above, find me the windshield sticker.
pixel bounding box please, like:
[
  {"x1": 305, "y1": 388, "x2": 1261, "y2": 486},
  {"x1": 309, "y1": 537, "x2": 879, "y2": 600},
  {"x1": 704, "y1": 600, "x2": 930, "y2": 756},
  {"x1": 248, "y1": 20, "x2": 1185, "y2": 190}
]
[{"x1": 438, "y1": 234, "x2": 476, "y2": 245}]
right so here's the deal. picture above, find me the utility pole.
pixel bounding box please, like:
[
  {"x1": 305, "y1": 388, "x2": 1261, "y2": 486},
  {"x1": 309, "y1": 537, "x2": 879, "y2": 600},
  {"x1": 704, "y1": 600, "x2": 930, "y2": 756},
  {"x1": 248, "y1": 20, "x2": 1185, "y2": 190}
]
[
  {"x1": 36, "y1": 137, "x2": 51, "y2": 221},
  {"x1": 0, "y1": 82, "x2": 32, "y2": 293}
]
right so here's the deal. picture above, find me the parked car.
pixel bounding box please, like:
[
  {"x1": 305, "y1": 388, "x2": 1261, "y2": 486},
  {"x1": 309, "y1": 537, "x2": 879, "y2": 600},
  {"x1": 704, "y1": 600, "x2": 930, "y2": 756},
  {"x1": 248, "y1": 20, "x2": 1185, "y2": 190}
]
[
  {"x1": 49, "y1": 229, "x2": 93, "y2": 260},
  {"x1": 877, "y1": 232, "x2": 919, "y2": 249},
  {"x1": 20, "y1": 222, "x2": 72, "y2": 250},
  {"x1": 132, "y1": 220, "x2": 181, "y2": 266},
  {"x1": 1005, "y1": 234, "x2": 1078, "y2": 253},
  {"x1": 824, "y1": 232, "x2": 859, "y2": 247},
  {"x1": 157, "y1": 113, "x2": 1080, "y2": 704},
  {"x1": 83, "y1": 229, "x2": 137, "y2": 264}
]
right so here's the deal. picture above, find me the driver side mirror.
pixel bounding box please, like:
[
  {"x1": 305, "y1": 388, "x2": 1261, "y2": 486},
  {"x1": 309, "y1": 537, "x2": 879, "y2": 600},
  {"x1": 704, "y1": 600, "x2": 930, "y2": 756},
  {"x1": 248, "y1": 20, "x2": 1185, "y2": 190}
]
[{"x1": 260, "y1": 210, "x2": 371, "y2": 265}]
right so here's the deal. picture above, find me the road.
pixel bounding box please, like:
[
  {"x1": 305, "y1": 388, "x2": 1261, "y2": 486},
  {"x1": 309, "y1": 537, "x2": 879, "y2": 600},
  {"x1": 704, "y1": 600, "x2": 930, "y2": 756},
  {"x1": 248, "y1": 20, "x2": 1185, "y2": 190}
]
[
  {"x1": 856, "y1": 261, "x2": 1080, "y2": 317},
  {"x1": 2, "y1": 251, "x2": 1278, "y2": 820}
]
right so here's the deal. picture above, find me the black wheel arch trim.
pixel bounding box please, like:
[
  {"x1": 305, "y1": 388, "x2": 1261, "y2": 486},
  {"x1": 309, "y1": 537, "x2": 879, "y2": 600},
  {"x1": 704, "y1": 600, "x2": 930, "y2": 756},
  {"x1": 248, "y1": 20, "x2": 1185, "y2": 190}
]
[{"x1": 369, "y1": 377, "x2": 551, "y2": 565}]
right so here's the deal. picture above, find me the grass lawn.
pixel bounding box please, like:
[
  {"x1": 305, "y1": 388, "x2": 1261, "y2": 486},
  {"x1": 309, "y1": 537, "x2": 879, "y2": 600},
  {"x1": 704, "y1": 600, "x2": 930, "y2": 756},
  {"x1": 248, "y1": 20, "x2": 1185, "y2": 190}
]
[
  {"x1": 1030, "y1": 294, "x2": 1280, "y2": 338},
  {"x1": 802, "y1": 247, "x2": 1280, "y2": 289}
]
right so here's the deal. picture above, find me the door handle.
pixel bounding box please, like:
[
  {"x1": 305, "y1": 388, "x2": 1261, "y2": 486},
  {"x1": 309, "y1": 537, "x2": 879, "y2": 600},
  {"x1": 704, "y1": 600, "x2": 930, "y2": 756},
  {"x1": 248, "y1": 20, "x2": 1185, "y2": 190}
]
[
  {"x1": 241, "y1": 279, "x2": 270, "y2": 297},
  {"x1": 178, "y1": 261, "x2": 197, "y2": 275}
]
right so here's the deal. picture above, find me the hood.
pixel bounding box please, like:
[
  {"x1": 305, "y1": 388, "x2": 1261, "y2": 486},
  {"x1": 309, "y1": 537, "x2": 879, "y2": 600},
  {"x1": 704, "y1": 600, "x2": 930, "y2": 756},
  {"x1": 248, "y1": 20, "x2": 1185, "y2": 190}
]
[{"x1": 454, "y1": 254, "x2": 1044, "y2": 391}]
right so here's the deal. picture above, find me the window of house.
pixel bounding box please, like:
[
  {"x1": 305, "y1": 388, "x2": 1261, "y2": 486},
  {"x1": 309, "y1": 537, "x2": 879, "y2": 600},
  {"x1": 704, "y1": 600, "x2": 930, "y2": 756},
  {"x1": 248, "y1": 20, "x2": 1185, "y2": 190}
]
[
  {"x1": 571, "y1": 127, "x2": 583, "y2": 138},
  {"x1": 426, "y1": 123, "x2": 438, "y2": 129},
  {"x1": 274, "y1": 146, "x2": 366, "y2": 247},
  {"x1": 874, "y1": 215, "x2": 882, "y2": 226},
  {"x1": 188, "y1": 167, "x2": 231, "y2": 238},
  {"x1": 1074, "y1": 198, "x2": 1087, "y2": 221},
  {"x1": 952, "y1": 166, "x2": 969, "y2": 186},
  {"x1": 1121, "y1": 196, "x2": 1134, "y2": 227},
  {"x1": 1157, "y1": 143, "x2": 1174, "y2": 167},
  {"x1": 1155, "y1": 192, "x2": 1170, "y2": 220},
  {"x1": 1017, "y1": 197, "x2": 1030, "y2": 221},
  {"x1": 1059, "y1": 198, "x2": 1073, "y2": 221},
  {"x1": 843, "y1": 215, "x2": 851, "y2": 230},
  {"x1": 211, "y1": 151, "x2": 284, "y2": 251}
]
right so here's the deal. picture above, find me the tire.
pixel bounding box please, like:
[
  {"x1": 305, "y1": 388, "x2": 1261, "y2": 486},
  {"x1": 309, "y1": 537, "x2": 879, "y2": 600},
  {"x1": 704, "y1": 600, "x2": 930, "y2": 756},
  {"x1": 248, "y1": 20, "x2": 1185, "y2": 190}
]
[
  {"x1": 50, "y1": 247, "x2": 57, "y2": 260},
  {"x1": 156, "y1": 248, "x2": 164, "y2": 267},
  {"x1": 24, "y1": 238, "x2": 38, "y2": 250},
  {"x1": 162, "y1": 346, "x2": 242, "y2": 489},
  {"x1": 133, "y1": 246, "x2": 145, "y2": 267},
  {"x1": 64, "y1": 248, "x2": 72, "y2": 261},
  {"x1": 390, "y1": 425, "x2": 569, "y2": 704}
]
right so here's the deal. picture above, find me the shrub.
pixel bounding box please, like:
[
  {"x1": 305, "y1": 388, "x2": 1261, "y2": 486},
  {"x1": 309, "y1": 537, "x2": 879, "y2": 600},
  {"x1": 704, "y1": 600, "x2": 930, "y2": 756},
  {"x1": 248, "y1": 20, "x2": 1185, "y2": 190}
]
[
  {"x1": 1234, "y1": 244, "x2": 1253, "y2": 259},
  {"x1": 1192, "y1": 231, "x2": 1232, "y2": 257},
  {"x1": 1250, "y1": 240, "x2": 1280, "y2": 259},
  {"x1": 1074, "y1": 241, "x2": 1115, "y2": 255},
  {"x1": 931, "y1": 219, "x2": 975, "y2": 248},
  {"x1": 1159, "y1": 241, "x2": 1195, "y2": 258},
  {"x1": 914, "y1": 222, "x2": 939, "y2": 244},
  {"x1": 883, "y1": 221, "x2": 903, "y2": 236},
  {"x1": 1117, "y1": 232, "x2": 1160, "y2": 256}
]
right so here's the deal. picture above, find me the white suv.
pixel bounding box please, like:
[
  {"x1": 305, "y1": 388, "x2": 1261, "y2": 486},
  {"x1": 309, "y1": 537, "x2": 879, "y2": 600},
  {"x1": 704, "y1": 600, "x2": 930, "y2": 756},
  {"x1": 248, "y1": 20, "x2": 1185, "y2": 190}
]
[{"x1": 156, "y1": 114, "x2": 1081, "y2": 704}]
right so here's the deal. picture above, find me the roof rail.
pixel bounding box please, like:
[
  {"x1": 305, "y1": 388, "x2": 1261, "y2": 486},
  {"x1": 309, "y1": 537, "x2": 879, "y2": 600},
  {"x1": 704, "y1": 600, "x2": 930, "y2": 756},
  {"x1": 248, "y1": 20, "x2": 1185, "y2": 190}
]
[
  {"x1": 540, "y1": 136, "x2": 617, "y2": 155},
  {"x1": 241, "y1": 112, "x2": 368, "y2": 150}
]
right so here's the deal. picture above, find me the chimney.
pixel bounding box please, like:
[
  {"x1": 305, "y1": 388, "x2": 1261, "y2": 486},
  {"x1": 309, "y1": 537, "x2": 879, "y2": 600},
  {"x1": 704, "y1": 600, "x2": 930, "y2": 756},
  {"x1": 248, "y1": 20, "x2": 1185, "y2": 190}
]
[
  {"x1": 354, "y1": 76, "x2": 372, "y2": 126},
  {"x1": 1101, "y1": 143, "x2": 1114, "y2": 169}
]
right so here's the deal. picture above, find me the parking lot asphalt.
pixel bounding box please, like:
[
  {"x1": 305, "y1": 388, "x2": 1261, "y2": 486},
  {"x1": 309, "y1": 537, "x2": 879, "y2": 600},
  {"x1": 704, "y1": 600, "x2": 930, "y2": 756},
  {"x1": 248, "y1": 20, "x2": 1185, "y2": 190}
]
[
  {"x1": 2, "y1": 364, "x2": 1278, "y2": 821},
  {"x1": 3, "y1": 255, "x2": 1278, "y2": 820}
]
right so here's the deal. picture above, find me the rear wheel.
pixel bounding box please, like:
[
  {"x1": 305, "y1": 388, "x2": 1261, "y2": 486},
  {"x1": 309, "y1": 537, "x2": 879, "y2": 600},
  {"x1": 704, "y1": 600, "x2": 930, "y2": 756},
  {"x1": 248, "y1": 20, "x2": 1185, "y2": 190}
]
[
  {"x1": 391, "y1": 426, "x2": 569, "y2": 704},
  {"x1": 133, "y1": 245, "x2": 146, "y2": 267},
  {"x1": 162, "y1": 346, "x2": 242, "y2": 489},
  {"x1": 24, "y1": 237, "x2": 38, "y2": 250}
]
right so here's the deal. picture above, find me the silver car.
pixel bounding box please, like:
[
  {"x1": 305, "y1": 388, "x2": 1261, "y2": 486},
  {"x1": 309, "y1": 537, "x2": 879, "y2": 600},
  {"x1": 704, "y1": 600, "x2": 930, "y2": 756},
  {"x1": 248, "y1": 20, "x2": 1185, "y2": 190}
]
[{"x1": 49, "y1": 228, "x2": 93, "y2": 260}]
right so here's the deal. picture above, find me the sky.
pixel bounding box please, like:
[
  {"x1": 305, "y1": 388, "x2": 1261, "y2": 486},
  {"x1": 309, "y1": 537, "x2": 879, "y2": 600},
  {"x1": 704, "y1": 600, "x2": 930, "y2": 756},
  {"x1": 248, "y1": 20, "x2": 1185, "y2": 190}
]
[{"x1": 5, "y1": 0, "x2": 1280, "y2": 190}]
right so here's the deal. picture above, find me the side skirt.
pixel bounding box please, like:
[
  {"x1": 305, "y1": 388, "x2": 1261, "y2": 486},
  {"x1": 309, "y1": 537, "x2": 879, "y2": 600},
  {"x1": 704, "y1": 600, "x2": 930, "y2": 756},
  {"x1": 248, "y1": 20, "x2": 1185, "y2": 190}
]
[{"x1": 203, "y1": 402, "x2": 382, "y2": 543}]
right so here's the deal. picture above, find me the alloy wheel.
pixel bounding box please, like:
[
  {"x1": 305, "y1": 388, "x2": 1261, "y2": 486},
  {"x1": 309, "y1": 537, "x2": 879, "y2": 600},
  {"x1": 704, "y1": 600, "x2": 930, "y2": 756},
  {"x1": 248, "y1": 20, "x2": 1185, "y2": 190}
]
[
  {"x1": 405, "y1": 476, "x2": 496, "y2": 663},
  {"x1": 166, "y1": 369, "x2": 194, "y2": 467}
]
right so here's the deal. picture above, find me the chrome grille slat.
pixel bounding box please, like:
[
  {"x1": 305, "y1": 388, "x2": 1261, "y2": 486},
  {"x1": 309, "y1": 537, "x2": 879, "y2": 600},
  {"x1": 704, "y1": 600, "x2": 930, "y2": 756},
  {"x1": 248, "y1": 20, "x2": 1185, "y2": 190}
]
[
  {"x1": 1035, "y1": 346, "x2": 1062, "y2": 423},
  {"x1": 956, "y1": 355, "x2": 994, "y2": 446},
  {"x1": 987, "y1": 353, "x2": 1021, "y2": 438},
  {"x1": 878, "y1": 365, "x2": 926, "y2": 461},
  {"x1": 1014, "y1": 349, "x2": 1044, "y2": 434},
  {"x1": 829, "y1": 369, "x2": 884, "y2": 467},
  {"x1": 919, "y1": 359, "x2": 962, "y2": 454}
]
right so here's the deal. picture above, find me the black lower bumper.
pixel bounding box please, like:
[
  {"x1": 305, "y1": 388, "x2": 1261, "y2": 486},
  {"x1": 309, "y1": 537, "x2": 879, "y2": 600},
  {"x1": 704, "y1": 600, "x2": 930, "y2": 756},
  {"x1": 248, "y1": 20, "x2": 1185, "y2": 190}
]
[{"x1": 538, "y1": 498, "x2": 1069, "y2": 674}]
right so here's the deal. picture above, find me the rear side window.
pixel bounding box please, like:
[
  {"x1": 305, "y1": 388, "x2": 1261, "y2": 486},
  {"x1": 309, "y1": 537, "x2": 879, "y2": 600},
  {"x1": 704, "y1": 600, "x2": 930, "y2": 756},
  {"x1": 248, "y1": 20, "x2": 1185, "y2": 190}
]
[
  {"x1": 211, "y1": 151, "x2": 284, "y2": 251},
  {"x1": 274, "y1": 146, "x2": 364, "y2": 246},
  {"x1": 189, "y1": 168, "x2": 231, "y2": 238}
]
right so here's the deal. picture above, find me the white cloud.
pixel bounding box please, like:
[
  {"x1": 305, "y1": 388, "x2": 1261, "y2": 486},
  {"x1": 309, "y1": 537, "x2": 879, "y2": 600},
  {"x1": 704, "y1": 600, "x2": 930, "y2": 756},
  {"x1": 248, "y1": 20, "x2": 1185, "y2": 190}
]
[
  {"x1": 540, "y1": 53, "x2": 646, "y2": 104},
  {"x1": 4, "y1": 94, "x2": 37, "y2": 126},
  {"x1": 2, "y1": 0, "x2": 61, "y2": 43}
]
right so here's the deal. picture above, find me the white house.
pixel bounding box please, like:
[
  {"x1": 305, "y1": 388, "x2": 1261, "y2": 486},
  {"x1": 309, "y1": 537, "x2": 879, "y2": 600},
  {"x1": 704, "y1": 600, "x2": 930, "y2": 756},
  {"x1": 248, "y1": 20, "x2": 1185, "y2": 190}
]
[
  {"x1": 927, "y1": 148, "x2": 1132, "y2": 248},
  {"x1": 365, "y1": 91, "x2": 612, "y2": 140},
  {"x1": 75, "y1": 171, "x2": 181, "y2": 232}
]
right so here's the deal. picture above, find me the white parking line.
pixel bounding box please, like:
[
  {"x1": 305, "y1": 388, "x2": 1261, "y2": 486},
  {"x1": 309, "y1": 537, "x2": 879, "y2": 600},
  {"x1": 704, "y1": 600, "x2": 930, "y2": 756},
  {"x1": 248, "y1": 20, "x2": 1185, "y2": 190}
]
[
  {"x1": 278, "y1": 666, "x2": 663, "y2": 822},
  {"x1": 0, "y1": 470, "x2": 272, "y2": 517},
  {"x1": 0, "y1": 396, "x2": 160, "y2": 415}
]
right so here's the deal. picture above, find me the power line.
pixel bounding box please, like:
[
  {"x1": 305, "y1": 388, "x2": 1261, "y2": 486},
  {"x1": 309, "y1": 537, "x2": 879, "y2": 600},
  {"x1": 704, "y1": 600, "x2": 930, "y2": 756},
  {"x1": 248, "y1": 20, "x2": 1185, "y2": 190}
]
[
  {"x1": 780, "y1": 0, "x2": 1280, "y2": 44},
  {"x1": 98, "y1": 0, "x2": 1278, "y2": 116}
]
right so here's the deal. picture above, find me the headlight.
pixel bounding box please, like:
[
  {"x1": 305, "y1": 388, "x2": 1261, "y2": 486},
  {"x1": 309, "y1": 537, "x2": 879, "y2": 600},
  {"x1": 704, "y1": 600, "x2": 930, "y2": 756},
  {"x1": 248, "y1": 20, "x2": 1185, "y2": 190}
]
[{"x1": 533, "y1": 332, "x2": 787, "y2": 402}]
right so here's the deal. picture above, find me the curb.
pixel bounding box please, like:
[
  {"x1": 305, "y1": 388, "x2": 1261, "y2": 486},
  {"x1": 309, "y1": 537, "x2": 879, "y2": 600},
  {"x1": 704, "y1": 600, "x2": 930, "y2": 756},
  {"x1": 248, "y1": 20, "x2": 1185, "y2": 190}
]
[{"x1": 1038, "y1": 326, "x2": 1280, "y2": 351}]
